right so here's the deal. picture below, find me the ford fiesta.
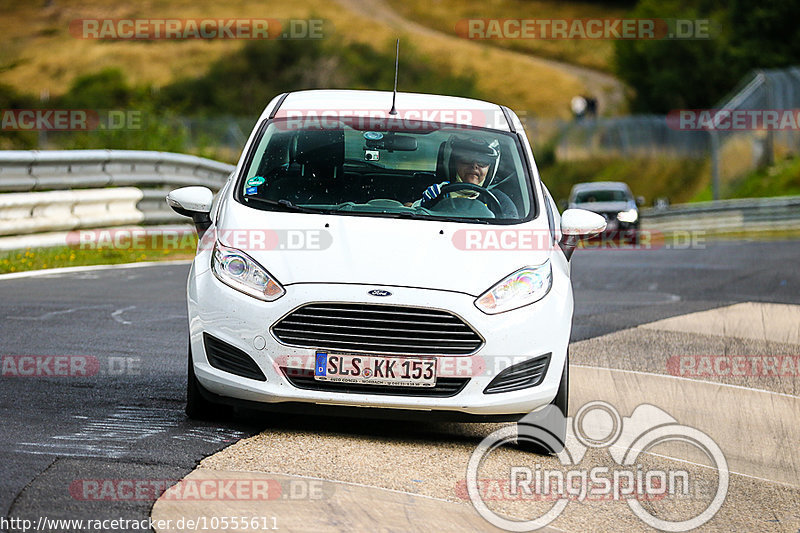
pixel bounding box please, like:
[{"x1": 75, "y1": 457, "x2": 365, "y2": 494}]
[{"x1": 167, "y1": 90, "x2": 605, "y2": 446}]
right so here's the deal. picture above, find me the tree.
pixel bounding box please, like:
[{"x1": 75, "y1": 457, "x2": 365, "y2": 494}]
[{"x1": 614, "y1": 0, "x2": 799, "y2": 113}]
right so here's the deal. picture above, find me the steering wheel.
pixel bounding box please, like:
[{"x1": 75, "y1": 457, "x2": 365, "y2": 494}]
[{"x1": 425, "y1": 182, "x2": 502, "y2": 214}]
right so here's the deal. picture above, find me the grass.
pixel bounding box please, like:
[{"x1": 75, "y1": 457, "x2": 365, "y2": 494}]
[
  {"x1": 0, "y1": 244, "x2": 196, "y2": 274},
  {"x1": 690, "y1": 152, "x2": 800, "y2": 202},
  {"x1": 540, "y1": 155, "x2": 709, "y2": 205},
  {"x1": 385, "y1": 0, "x2": 625, "y2": 72},
  {"x1": 727, "y1": 155, "x2": 800, "y2": 199},
  {"x1": 0, "y1": 0, "x2": 587, "y2": 117}
]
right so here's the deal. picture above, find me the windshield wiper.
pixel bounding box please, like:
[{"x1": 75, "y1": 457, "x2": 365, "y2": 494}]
[
  {"x1": 335, "y1": 209, "x2": 493, "y2": 224},
  {"x1": 392, "y1": 211, "x2": 491, "y2": 224},
  {"x1": 429, "y1": 215, "x2": 491, "y2": 224},
  {"x1": 243, "y1": 196, "x2": 328, "y2": 214},
  {"x1": 247, "y1": 198, "x2": 492, "y2": 223}
]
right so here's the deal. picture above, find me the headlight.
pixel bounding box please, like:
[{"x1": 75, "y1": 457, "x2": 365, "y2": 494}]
[
  {"x1": 212, "y1": 243, "x2": 285, "y2": 301},
  {"x1": 475, "y1": 262, "x2": 552, "y2": 314},
  {"x1": 617, "y1": 209, "x2": 638, "y2": 223}
]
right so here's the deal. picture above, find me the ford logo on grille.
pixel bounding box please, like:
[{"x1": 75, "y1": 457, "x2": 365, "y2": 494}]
[{"x1": 368, "y1": 289, "x2": 392, "y2": 297}]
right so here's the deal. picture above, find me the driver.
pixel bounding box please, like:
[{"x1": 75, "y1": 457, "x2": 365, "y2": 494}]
[{"x1": 419, "y1": 136, "x2": 518, "y2": 218}]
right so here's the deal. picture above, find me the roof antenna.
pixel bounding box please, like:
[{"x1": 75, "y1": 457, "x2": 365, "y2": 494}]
[{"x1": 389, "y1": 39, "x2": 399, "y2": 115}]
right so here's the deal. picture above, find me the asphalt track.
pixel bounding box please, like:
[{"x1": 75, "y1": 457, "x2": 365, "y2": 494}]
[{"x1": 1, "y1": 239, "x2": 799, "y2": 532}]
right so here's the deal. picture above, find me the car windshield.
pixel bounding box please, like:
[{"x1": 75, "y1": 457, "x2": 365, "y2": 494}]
[
  {"x1": 574, "y1": 189, "x2": 629, "y2": 203},
  {"x1": 236, "y1": 118, "x2": 534, "y2": 224}
]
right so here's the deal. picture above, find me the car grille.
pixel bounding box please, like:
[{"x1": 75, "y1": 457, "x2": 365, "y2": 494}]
[
  {"x1": 281, "y1": 368, "x2": 469, "y2": 397},
  {"x1": 204, "y1": 333, "x2": 266, "y2": 381},
  {"x1": 272, "y1": 303, "x2": 483, "y2": 355}
]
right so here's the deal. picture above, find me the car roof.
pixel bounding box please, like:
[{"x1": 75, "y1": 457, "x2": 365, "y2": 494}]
[
  {"x1": 264, "y1": 89, "x2": 512, "y2": 131},
  {"x1": 570, "y1": 181, "x2": 631, "y2": 193}
]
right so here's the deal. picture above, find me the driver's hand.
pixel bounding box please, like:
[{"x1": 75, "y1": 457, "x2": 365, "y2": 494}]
[{"x1": 421, "y1": 181, "x2": 449, "y2": 207}]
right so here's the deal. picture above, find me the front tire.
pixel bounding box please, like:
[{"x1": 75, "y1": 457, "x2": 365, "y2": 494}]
[
  {"x1": 516, "y1": 351, "x2": 569, "y2": 455},
  {"x1": 629, "y1": 227, "x2": 640, "y2": 246},
  {"x1": 186, "y1": 346, "x2": 228, "y2": 420},
  {"x1": 552, "y1": 350, "x2": 569, "y2": 420}
]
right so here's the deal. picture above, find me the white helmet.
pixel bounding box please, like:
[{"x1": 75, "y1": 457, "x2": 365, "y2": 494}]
[{"x1": 444, "y1": 135, "x2": 501, "y2": 185}]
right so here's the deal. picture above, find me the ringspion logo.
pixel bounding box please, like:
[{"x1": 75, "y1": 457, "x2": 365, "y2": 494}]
[{"x1": 467, "y1": 402, "x2": 728, "y2": 531}]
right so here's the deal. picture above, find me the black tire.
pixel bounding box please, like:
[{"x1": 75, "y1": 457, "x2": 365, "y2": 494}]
[
  {"x1": 630, "y1": 228, "x2": 640, "y2": 246},
  {"x1": 516, "y1": 351, "x2": 569, "y2": 455},
  {"x1": 553, "y1": 350, "x2": 569, "y2": 420},
  {"x1": 186, "y1": 346, "x2": 228, "y2": 420}
]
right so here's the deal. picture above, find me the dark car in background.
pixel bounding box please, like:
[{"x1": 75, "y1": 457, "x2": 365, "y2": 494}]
[{"x1": 568, "y1": 182, "x2": 642, "y2": 243}]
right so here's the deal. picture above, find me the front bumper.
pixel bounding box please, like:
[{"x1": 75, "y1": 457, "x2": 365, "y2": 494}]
[
  {"x1": 187, "y1": 255, "x2": 573, "y2": 419},
  {"x1": 600, "y1": 217, "x2": 638, "y2": 233}
]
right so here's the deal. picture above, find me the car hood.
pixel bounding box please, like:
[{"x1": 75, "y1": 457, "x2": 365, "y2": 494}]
[
  {"x1": 215, "y1": 203, "x2": 551, "y2": 297},
  {"x1": 570, "y1": 201, "x2": 631, "y2": 214}
]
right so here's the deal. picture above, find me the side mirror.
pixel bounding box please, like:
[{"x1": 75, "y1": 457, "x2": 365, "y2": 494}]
[
  {"x1": 558, "y1": 209, "x2": 607, "y2": 260},
  {"x1": 636, "y1": 196, "x2": 645, "y2": 206},
  {"x1": 166, "y1": 186, "x2": 213, "y2": 236}
]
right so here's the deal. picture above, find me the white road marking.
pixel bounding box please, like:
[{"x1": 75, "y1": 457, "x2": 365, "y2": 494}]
[
  {"x1": 111, "y1": 305, "x2": 136, "y2": 325},
  {"x1": 172, "y1": 427, "x2": 248, "y2": 444},
  {"x1": 218, "y1": 469, "x2": 466, "y2": 504},
  {"x1": 8, "y1": 304, "x2": 112, "y2": 320},
  {"x1": 570, "y1": 363, "x2": 800, "y2": 487},
  {"x1": 639, "y1": 301, "x2": 800, "y2": 344},
  {"x1": 571, "y1": 363, "x2": 800, "y2": 400},
  {"x1": 14, "y1": 406, "x2": 244, "y2": 459},
  {"x1": 0, "y1": 260, "x2": 191, "y2": 282}
]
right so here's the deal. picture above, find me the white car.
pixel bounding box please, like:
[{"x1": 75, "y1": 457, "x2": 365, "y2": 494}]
[{"x1": 167, "y1": 90, "x2": 605, "y2": 448}]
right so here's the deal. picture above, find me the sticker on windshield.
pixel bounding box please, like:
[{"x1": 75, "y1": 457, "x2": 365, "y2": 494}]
[
  {"x1": 246, "y1": 176, "x2": 265, "y2": 187},
  {"x1": 365, "y1": 150, "x2": 380, "y2": 162},
  {"x1": 245, "y1": 186, "x2": 258, "y2": 195},
  {"x1": 363, "y1": 131, "x2": 383, "y2": 141}
]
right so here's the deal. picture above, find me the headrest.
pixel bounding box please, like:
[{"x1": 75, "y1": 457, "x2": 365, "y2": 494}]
[{"x1": 293, "y1": 130, "x2": 345, "y2": 176}]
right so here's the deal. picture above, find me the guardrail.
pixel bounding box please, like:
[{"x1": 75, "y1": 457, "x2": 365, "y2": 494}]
[
  {"x1": 0, "y1": 150, "x2": 235, "y2": 242},
  {"x1": 1, "y1": 149, "x2": 799, "y2": 250},
  {"x1": 641, "y1": 195, "x2": 800, "y2": 234},
  {"x1": 0, "y1": 188, "x2": 144, "y2": 236}
]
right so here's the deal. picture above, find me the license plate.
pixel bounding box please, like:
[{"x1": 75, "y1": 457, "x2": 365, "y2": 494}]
[{"x1": 314, "y1": 352, "x2": 436, "y2": 387}]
